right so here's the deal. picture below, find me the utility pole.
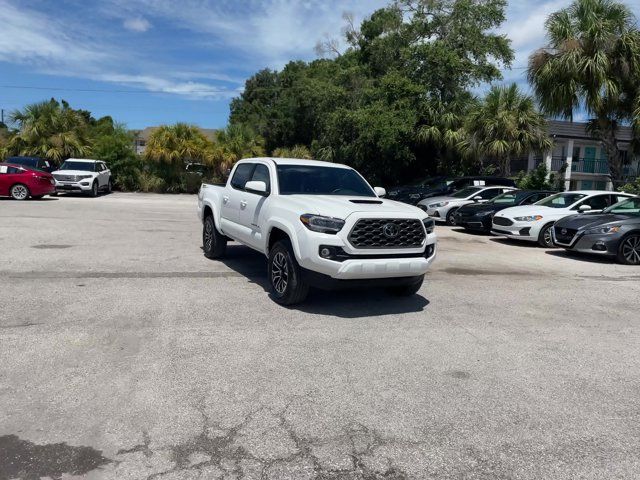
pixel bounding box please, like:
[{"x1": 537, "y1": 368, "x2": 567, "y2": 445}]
[{"x1": 1, "y1": 109, "x2": 4, "y2": 125}]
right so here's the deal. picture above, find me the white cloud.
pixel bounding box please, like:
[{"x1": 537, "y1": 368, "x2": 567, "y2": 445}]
[{"x1": 123, "y1": 17, "x2": 151, "y2": 32}]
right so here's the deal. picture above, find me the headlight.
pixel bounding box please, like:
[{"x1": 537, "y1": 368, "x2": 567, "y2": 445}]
[
  {"x1": 429, "y1": 202, "x2": 448, "y2": 208},
  {"x1": 78, "y1": 175, "x2": 93, "y2": 180},
  {"x1": 300, "y1": 214, "x2": 345, "y2": 234},
  {"x1": 422, "y1": 218, "x2": 435, "y2": 234},
  {"x1": 584, "y1": 225, "x2": 621, "y2": 235},
  {"x1": 409, "y1": 193, "x2": 422, "y2": 200},
  {"x1": 417, "y1": 204, "x2": 429, "y2": 212},
  {"x1": 514, "y1": 215, "x2": 543, "y2": 222}
]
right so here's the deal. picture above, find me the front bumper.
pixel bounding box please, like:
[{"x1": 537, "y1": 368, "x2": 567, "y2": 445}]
[
  {"x1": 55, "y1": 181, "x2": 94, "y2": 192},
  {"x1": 491, "y1": 221, "x2": 540, "y2": 242},
  {"x1": 294, "y1": 214, "x2": 437, "y2": 280},
  {"x1": 552, "y1": 230, "x2": 619, "y2": 255},
  {"x1": 425, "y1": 207, "x2": 447, "y2": 222},
  {"x1": 457, "y1": 213, "x2": 492, "y2": 230}
]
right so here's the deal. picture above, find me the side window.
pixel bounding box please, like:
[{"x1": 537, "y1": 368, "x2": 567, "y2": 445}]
[
  {"x1": 577, "y1": 195, "x2": 610, "y2": 211},
  {"x1": 521, "y1": 194, "x2": 540, "y2": 205},
  {"x1": 101, "y1": 163, "x2": 108, "y2": 171},
  {"x1": 613, "y1": 194, "x2": 630, "y2": 204},
  {"x1": 6, "y1": 166, "x2": 23, "y2": 174},
  {"x1": 250, "y1": 164, "x2": 271, "y2": 192},
  {"x1": 478, "y1": 188, "x2": 501, "y2": 200},
  {"x1": 230, "y1": 163, "x2": 255, "y2": 190}
]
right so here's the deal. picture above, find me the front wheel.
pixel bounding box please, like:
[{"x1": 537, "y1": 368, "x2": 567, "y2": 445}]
[
  {"x1": 386, "y1": 276, "x2": 424, "y2": 296},
  {"x1": 537, "y1": 223, "x2": 555, "y2": 248},
  {"x1": 10, "y1": 184, "x2": 30, "y2": 200},
  {"x1": 268, "y1": 240, "x2": 309, "y2": 305},
  {"x1": 90, "y1": 181, "x2": 99, "y2": 197},
  {"x1": 445, "y1": 208, "x2": 459, "y2": 226},
  {"x1": 617, "y1": 234, "x2": 640, "y2": 265},
  {"x1": 203, "y1": 215, "x2": 227, "y2": 259}
]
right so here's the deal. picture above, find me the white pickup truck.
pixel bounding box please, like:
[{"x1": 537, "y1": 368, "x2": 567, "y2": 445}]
[{"x1": 197, "y1": 158, "x2": 437, "y2": 305}]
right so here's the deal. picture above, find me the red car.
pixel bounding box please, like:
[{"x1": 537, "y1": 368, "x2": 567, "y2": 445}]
[{"x1": 0, "y1": 163, "x2": 56, "y2": 200}]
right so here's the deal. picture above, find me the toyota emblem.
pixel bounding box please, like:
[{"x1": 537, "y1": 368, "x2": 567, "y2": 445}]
[{"x1": 383, "y1": 223, "x2": 399, "y2": 238}]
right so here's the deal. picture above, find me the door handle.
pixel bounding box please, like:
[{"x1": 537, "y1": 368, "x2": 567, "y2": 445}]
[
  {"x1": 223, "y1": 196, "x2": 229, "y2": 205},
  {"x1": 240, "y1": 200, "x2": 248, "y2": 209}
]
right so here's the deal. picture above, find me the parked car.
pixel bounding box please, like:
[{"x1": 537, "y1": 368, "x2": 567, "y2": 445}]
[
  {"x1": 198, "y1": 158, "x2": 437, "y2": 305},
  {"x1": 417, "y1": 186, "x2": 518, "y2": 226},
  {"x1": 0, "y1": 163, "x2": 56, "y2": 200},
  {"x1": 52, "y1": 159, "x2": 112, "y2": 197},
  {"x1": 455, "y1": 190, "x2": 556, "y2": 232},
  {"x1": 552, "y1": 196, "x2": 640, "y2": 265},
  {"x1": 5, "y1": 156, "x2": 56, "y2": 173},
  {"x1": 387, "y1": 176, "x2": 516, "y2": 205},
  {"x1": 492, "y1": 191, "x2": 635, "y2": 247}
]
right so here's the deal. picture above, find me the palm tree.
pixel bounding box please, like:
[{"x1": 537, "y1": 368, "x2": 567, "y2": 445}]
[
  {"x1": 272, "y1": 145, "x2": 313, "y2": 159},
  {"x1": 462, "y1": 84, "x2": 552, "y2": 176},
  {"x1": 144, "y1": 123, "x2": 215, "y2": 167},
  {"x1": 214, "y1": 124, "x2": 266, "y2": 175},
  {"x1": 528, "y1": 0, "x2": 640, "y2": 184},
  {"x1": 7, "y1": 99, "x2": 91, "y2": 163}
]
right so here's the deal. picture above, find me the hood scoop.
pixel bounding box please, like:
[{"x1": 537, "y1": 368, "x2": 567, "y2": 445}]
[{"x1": 350, "y1": 199, "x2": 383, "y2": 205}]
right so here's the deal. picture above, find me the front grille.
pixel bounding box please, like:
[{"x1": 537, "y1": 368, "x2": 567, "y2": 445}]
[
  {"x1": 554, "y1": 226, "x2": 577, "y2": 245},
  {"x1": 54, "y1": 174, "x2": 78, "y2": 182},
  {"x1": 348, "y1": 218, "x2": 426, "y2": 249},
  {"x1": 493, "y1": 217, "x2": 514, "y2": 226}
]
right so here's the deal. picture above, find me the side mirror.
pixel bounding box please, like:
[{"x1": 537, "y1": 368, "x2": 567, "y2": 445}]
[
  {"x1": 374, "y1": 187, "x2": 386, "y2": 198},
  {"x1": 245, "y1": 180, "x2": 268, "y2": 196},
  {"x1": 578, "y1": 204, "x2": 592, "y2": 213},
  {"x1": 473, "y1": 195, "x2": 483, "y2": 202}
]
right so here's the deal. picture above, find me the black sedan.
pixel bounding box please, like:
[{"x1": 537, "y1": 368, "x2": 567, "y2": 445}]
[
  {"x1": 455, "y1": 190, "x2": 555, "y2": 232},
  {"x1": 387, "y1": 176, "x2": 516, "y2": 205},
  {"x1": 552, "y1": 196, "x2": 640, "y2": 265}
]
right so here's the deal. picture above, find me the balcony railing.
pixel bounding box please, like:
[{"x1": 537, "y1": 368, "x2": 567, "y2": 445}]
[
  {"x1": 550, "y1": 156, "x2": 566, "y2": 172},
  {"x1": 572, "y1": 159, "x2": 609, "y2": 175}
]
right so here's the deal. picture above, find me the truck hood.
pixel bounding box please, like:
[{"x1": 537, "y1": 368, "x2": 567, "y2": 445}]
[
  {"x1": 555, "y1": 213, "x2": 637, "y2": 230},
  {"x1": 284, "y1": 195, "x2": 425, "y2": 219},
  {"x1": 52, "y1": 169, "x2": 96, "y2": 176}
]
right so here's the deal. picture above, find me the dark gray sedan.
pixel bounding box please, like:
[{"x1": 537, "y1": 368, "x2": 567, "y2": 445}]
[{"x1": 552, "y1": 196, "x2": 640, "y2": 265}]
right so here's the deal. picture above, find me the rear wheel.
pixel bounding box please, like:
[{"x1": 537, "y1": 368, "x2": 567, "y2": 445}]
[
  {"x1": 10, "y1": 184, "x2": 29, "y2": 200},
  {"x1": 203, "y1": 215, "x2": 227, "y2": 259},
  {"x1": 617, "y1": 234, "x2": 640, "y2": 265},
  {"x1": 268, "y1": 240, "x2": 309, "y2": 305},
  {"x1": 537, "y1": 223, "x2": 555, "y2": 248},
  {"x1": 445, "y1": 208, "x2": 459, "y2": 226},
  {"x1": 386, "y1": 276, "x2": 424, "y2": 296}
]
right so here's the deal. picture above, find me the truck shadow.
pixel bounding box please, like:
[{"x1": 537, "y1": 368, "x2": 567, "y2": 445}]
[{"x1": 217, "y1": 244, "x2": 430, "y2": 318}]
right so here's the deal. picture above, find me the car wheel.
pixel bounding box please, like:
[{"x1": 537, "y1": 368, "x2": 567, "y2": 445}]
[
  {"x1": 537, "y1": 223, "x2": 555, "y2": 248},
  {"x1": 90, "y1": 181, "x2": 99, "y2": 197},
  {"x1": 269, "y1": 239, "x2": 309, "y2": 305},
  {"x1": 617, "y1": 234, "x2": 640, "y2": 265},
  {"x1": 10, "y1": 184, "x2": 29, "y2": 200},
  {"x1": 203, "y1": 215, "x2": 227, "y2": 259},
  {"x1": 445, "y1": 208, "x2": 459, "y2": 226},
  {"x1": 387, "y1": 276, "x2": 424, "y2": 296},
  {"x1": 107, "y1": 179, "x2": 113, "y2": 193}
]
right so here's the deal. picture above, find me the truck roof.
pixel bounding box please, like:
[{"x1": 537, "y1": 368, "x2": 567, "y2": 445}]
[{"x1": 242, "y1": 157, "x2": 352, "y2": 169}]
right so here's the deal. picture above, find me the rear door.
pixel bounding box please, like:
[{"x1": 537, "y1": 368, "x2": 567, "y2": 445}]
[{"x1": 220, "y1": 163, "x2": 255, "y2": 238}]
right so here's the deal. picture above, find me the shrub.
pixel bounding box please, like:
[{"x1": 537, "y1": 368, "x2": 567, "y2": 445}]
[
  {"x1": 137, "y1": 171, "x2": 165, "y2": 193},
  {"x1": 619, "y1": 178, "x2": 640, "y2": 195},
  {"x1": 515, "y1": 164, "x2": 557, "y2": 190}
]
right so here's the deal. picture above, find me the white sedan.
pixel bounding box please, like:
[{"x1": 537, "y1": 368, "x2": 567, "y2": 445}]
[
  {"x1": 417, "y1": 186, "x2": 517, "y2": 226},
  {"x1": 492, "y1": 190, "x2": 634, "y2": 247}
]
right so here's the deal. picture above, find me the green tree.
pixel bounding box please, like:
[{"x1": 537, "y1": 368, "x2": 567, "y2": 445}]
[
  {"x1": 462, "y1": 84, "x2": 552, "y2": 176},
  {"x1": 528, "y1": 0, "x2": 640, "y2": 184},
  {"x1": 515, "y1": 164, "x2": 556, "y2": 190},
  {"x1": 144, "y1": 123, "x2": 215, "y2": 166},
  {"x1": 215, "y1": 124, "x2": 265, "y2": 162},
  {"x1": 92, "y1": 123, "x2": 139, "y2": 191},
  {"x1": 6, "y1": 99, "x2": 91, "y2": 164},
  {"x1": 272, "y1": 145, "x2": 313, "y2": 159}
]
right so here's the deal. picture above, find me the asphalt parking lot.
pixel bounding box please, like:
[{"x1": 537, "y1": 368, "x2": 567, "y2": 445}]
[{"x1": 1, "y1": 192, "x2": 639, "y2": 480}]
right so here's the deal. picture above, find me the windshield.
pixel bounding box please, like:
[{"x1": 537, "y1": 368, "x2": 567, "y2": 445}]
[
  {"x1": 491, "y1": 192, "x2": 520, "y2": 205},
  {"x1": 603, "y1": 197, "x2": 640, "y2": 216},
  {"x1": 412, "y1": 176, "x2": 446, "y2": 187},
  {"x1": 536, "y1": 193, "x2": 587, "y2": 208},
  {"x1": 59, "y1": 161, "x2": 96, "y2": 171},
  {"x1": 451, "y1": 186, "x2": 483, "y2": 199},
  {"x1": 276, "y1": 165, "x2": 375, "y2": 197}
]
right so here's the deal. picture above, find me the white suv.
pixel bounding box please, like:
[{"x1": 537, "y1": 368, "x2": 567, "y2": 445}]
[{"x1": 52, "y1": 159, "x2": 112, "y2": 196}]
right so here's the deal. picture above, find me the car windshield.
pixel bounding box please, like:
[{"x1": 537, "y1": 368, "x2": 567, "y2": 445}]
[
  {"x1": 491, "y1": 192, "x2": 520, "y2": 205},
  {"x1": 411, "y1": 176, "x2": 446, "y2": 187},
  {"x1": 603, "y1": 197, "x2": 640, "y2": 216},
  {"x1": 451, "y1": 186, "x2": 483, "y2": 199},
  {"x1": 276, "y1": 165, "x2": 375, "y2": 197},
  {"x1": 536, "y1": 193, "x2": 587, "y2": 208},
  {"x1": 60, "y1": 161, "x2": 96, "y2": 171}
]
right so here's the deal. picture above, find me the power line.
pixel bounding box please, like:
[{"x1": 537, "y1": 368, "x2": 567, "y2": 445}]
[{"x1": 0, "y1": 84, "x2": 235, "y2": 94}]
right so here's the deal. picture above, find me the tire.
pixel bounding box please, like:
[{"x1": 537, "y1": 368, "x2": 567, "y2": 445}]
[
  {"x1": 10, "y1": 184, "x2": 30, "y2": 200},
  {"x1": 107, "y1": 179, "x2": 113, "y2": 193},
  {"x1": 537, "y1": 223, "x2": 555, "y2": 248},
  {"x1": 387, "y1": 276, "x2": 424, "y2": 296},
  {"x1": 268, "y1": 239, "x2": 309, "y2": 305},
  {"x1": 203, "y1": 215, "x2": 227, "y2": 259},
  {"x1": 90, "y1": 181, "x2": 99, "y2": 197},
  {"x1": 617, "y1": 234, "x2": 640, "y2": 265},
  {"x1": 445, "y1": 208, "x2": 459, "y2": 226}
]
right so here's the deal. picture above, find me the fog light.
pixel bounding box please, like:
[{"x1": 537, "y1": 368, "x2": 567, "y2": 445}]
[
  {"x1": 320, "y1": 247, "x2": 331, "y2": 258},
  {"x1": 592, "y1": 242, "x2": 607, "y2": 252},
  {"x1": 80, "y1": 182, "x2": 90, "y2": 186}
]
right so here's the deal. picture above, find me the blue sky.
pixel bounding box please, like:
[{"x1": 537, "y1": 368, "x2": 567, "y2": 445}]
[{"x1": 1, "y1": 0, "x2": 637, "y2": 129}]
